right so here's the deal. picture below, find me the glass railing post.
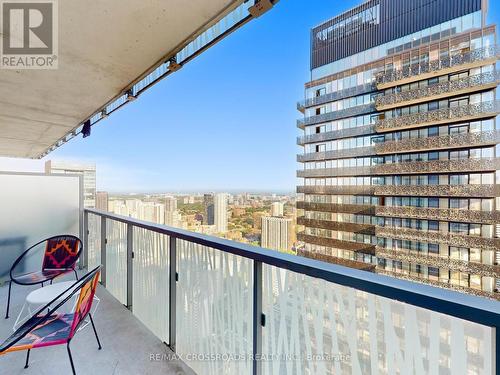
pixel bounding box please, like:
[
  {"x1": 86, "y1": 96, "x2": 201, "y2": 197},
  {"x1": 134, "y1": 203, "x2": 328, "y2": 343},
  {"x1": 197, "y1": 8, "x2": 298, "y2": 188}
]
[
  {"x1": 169, "y1": 236, "x2": 177, "y2": 352},
  {"x1": 126, "y1": 223, "x2": 134, "y2": 311},
  {"x1": 100, "y1": 216, "x2": 107, "y2": 287},
  {"x1": 82, "y1": 210, "x2": 89, "y2": 270},
  {"x1": 253, "y1": 260, "x2": 262, "y2": 375}
]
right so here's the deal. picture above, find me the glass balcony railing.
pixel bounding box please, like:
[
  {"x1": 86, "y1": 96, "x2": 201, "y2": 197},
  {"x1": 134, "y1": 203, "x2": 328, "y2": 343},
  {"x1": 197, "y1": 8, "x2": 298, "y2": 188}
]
[
  {"x1": 375, "y1": 100, "x2": 500, "y2": 132},
  {"x1": 84, "y1": 209, "x2": 500, "y2": 375},
  {"x1": 376, "y1": 70, "x2": 500, "y2": 109},
  {"x1": 297, "y1": 158, "x2": 500, "y2": 178},
  {"x1": 297, "y1": 103, "x2": 374, "y2": 128},
  {"x1": 375, "y1": 45, "x2": 500, "y2": 87},
  {"x1": 297, "y1": 82, "x2": 375, "y2": 111}
]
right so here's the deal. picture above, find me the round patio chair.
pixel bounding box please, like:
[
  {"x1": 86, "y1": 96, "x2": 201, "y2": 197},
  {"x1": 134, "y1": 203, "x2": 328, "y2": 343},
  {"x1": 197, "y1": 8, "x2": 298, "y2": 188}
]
[
  {"x1": 0, "y1": 266, "x2": 102, "y2": 375},
  {"x1": 5, "y1": 235, "x2": 83, "y2": 319}
]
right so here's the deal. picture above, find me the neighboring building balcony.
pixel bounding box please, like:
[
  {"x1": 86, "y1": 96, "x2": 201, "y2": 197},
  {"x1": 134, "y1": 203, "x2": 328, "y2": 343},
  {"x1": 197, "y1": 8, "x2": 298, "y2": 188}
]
[
  {"x1": 375, "y1": 70, "x2": 500, "y2": 111},
  {"x1": 297, "y1": 103, "x2": 374, "y2": 129},
  {"x1": 374, "y1": 184, "x2": 500, "y2": 198},
  {"x1": 297, "y1": 217, "x2": 375, "y2": 235},
  {"x1": 297, "y1": 124, "x2": 375, "y2": 145},
  {"x1": 375, "y1": 100, "x2": 500, "y2": 133},
  {"x1": 297, "y1": 185, "x2": 375, "y2": 195},
  {"x1": 296, "y1": 232, "x2": 376, "y2": 255},
  {"x1": 296, "y1": 201, "x2": 376, "y2": 215},
  {"x1": 375, "y1": 206, "x2": 500, "y2": 225},
  {"x1": 375, "y1": 226, "x2": 500, "y2": 251},
  {"x1": 296, "y1": 248, "x2": 376, "y2": 271},
  {"x1": 297, "y1": 146, "x2": 375, "y2": 162},
  {"x1": 377, "y1": 269, "x2": 499, "y2": 300},
  {"x1": 298, "y1": 158, "x2": 500, "y2": 178},
  {"x1": 297, "y1": 82, "x2": 374, "y2": 112},
  {"x1": 375, "y1": 247, "x2": 500, "y2": 279},
  {"x1": 374, "y1": 130, "x2": 500, "y2": 154},
  {"x1": 297, "y1": 166, "x2": 372, "y2": 178},
  {"x1": 370, "y1": 157, "x2": 500, "y2": 175},
  {"x1": 375, "y1": 45, "x2": 500, "y2": 89}
]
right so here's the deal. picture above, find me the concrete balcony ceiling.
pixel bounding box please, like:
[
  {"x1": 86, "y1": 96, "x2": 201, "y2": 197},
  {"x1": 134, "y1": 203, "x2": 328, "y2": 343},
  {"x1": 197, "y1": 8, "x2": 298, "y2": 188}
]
[{"x1": 0, "y1": 0, "x2": 246, "y2": 158}]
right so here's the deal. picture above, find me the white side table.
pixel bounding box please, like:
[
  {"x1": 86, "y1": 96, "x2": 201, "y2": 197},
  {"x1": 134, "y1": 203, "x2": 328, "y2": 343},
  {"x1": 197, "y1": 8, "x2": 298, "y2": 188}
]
[{"x1": 13, "y1": 281, "x2": 99, "y2": 331}]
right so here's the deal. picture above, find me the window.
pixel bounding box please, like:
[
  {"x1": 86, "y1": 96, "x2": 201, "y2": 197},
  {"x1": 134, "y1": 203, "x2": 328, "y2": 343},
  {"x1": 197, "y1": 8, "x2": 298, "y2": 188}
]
[
  {"x1": 428, "y1": 266, "x2": 439, "y2": 278},
  {"x1": 428, "y1": 221, "x2": 439, "y2": 231},
  {"x1": 428, "y1": 198, "x2": 439, "y2": 208},
  {"x1": 428, "y1": 243, "x2": 439, "y2": 255},
  {"x1": 428, "y1": 126, "x2": 438, "y2": 137}
]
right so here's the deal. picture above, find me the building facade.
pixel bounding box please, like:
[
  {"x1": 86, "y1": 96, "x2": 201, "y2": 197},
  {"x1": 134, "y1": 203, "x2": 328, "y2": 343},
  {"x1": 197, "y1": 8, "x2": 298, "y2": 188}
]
[
  {"x1": 203, "y1": 194, "x2": 214, "y2": 225},
  {"x1": 261, "y1": 216, "x2": 292, "y2": 252},
  {"x1": 96, "y1": 191, "x2": 109, "y2": 211},
  {"x1": 45, "y1": 160, "x2": 96, "y2": 208},
  {"x1": 271, "y1": 201, "x2": 284, "y2": 217},
  {"x1": 214, "y1": 193, "x2": 228, "y2": 233},
  {"x1": 297, "y1": 0, "x2": 500, "y2": 299}
]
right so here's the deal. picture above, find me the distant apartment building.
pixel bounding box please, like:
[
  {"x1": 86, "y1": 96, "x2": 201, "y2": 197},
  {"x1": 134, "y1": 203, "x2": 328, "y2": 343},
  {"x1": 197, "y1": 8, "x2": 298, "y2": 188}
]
[
  {"x1": 96, "y1": 191, "x2": 109, "y2": 211},
  {"x1": 261, "y1": 216, "x2": 292, "y2": 252},
  {"x1": 297, "y1": 0, "x2": 499, "y2": 298},
  {"x1": 45, "y1": 160, "x2": 96, "y2": 208},
  {"x1": 164, "y1": 196, "x2": 181, "y2": 227},
  {"x1": 214, "y1": 193, "x2": 228, "y2": 233},
  {"x1": 271, "y1": 202, "x2": 284, "y2": 217},
  {"x1": 203, "y1": 194, "x2": 214, "y2": 225},
  {"x1": 139, "y1": 202, "x2": 165, "y2": 225}
]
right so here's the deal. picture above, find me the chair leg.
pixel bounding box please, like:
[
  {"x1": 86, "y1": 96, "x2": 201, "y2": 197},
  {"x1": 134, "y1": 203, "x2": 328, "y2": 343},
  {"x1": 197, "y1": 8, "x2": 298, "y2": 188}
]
[
  {"x1": 24, "y1": 349, "x2": 30, "y2": 369},
  {"x1": 5, "y1": 280, "x2": 12, "y2": 319},
  {"x1": 67, "y1": 342, "x2": 76, "y2": 375},
  {"x1": 50, "y1": 279, "x2": 53, "y2": 285},
  {"x1": 73, "y1": 269, "x2": 79, "y2": 281},
  {"x1": 89, "y1": 313, "x2": 102, "y2": 350}
]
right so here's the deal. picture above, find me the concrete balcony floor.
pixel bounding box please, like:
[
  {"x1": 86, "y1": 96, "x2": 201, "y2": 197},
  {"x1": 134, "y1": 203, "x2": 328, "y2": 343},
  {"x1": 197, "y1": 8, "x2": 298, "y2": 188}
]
[{"x1": 0, "y1": 274, "x2": 195, "y2": 375}]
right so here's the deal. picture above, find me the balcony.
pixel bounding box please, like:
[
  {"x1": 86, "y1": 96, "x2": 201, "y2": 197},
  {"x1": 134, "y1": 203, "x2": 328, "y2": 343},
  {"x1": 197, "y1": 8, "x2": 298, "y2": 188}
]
[
  {"x1": 374, "y1": 184, "x2": 500, "y2": 197},
  {"x1": 298, "y1": 158, "x2": 500, "y2": 178},
  {"x1": 377, "y1": 269, "x2": 498, "y2": 300},
  {"x1": 297, "y1": 124, "x2": 375, "y2": 145},
  {"x1": 376, "y1": 70, "x2": 500, "y2": 111},
  {"x1": 297, "y1": 185, "x2": 375, "y2": 195},
  {"x1": 374, "y1": 130, "x2": 500, "y2": 154},
  {"x1": 375, "y1": 45, "x2": 500, "y2": 89},
  {"x1": 375, "y1": 206, "x2": 500, "y2": 225},
  {"x1": 297, "y1": 217, "x2": 375, "y2": 235},
  {"x1": 297, "y1": 145, "x2": 375, "y2": 162},
  {"x1": 375, "y1": 247, "x2": 500, "y2": 279},
  {"x1": 1, "y1": 174, "x2": 499, "y2": 374},
  {"x1": 297, "y1": 82, "x2": 374, "y2": 112},
  {"x1": 375, "y1": 226, "x2": 500, "y2": 251},
  {"x1": 297, "y1": 165, "x2": 371, "y2": 178},
  {"x1": 296, "y1": 232, "x2": 376, "y2": 254},
  {"x1": 375, "y1": 100, "x2": 500, "y2": 132},
  {"x1": 296, "y1": 249, "x2": 376, "y2": 271},
  {"x1": 297, "y1": 103, "x2": 373, "y2": 128},
  {"x1": 296, "y1": 201, "x2": 376, "y2": 215},
  {"x1": 371, "y1": 157, "x2": 500, "y2": 175}
]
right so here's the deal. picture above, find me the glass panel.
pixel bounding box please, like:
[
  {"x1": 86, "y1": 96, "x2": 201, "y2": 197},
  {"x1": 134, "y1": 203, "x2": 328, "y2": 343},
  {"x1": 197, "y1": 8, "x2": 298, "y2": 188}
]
[
  {"x1": 87, "y1": 213, "x2": 101, "y2": 271},
  {"x1": 176, "y1": 240, "x2": 253, "y2": 375},
  {"x1": 262, "y1": 265, "x2": 493, "y2": 374},
  {"x1": 132, "y1": 227, "x2": 169, "y2": 343},
  {"x1": 106, "y1": 219, "x2": 127, "y2": 304}
]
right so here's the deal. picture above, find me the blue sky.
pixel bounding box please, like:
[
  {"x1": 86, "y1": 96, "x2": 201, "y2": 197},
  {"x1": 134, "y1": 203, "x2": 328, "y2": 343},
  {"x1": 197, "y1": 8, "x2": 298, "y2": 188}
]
[{"x1": 1, "y1": 0, "x2": 499, "y2": 193}]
